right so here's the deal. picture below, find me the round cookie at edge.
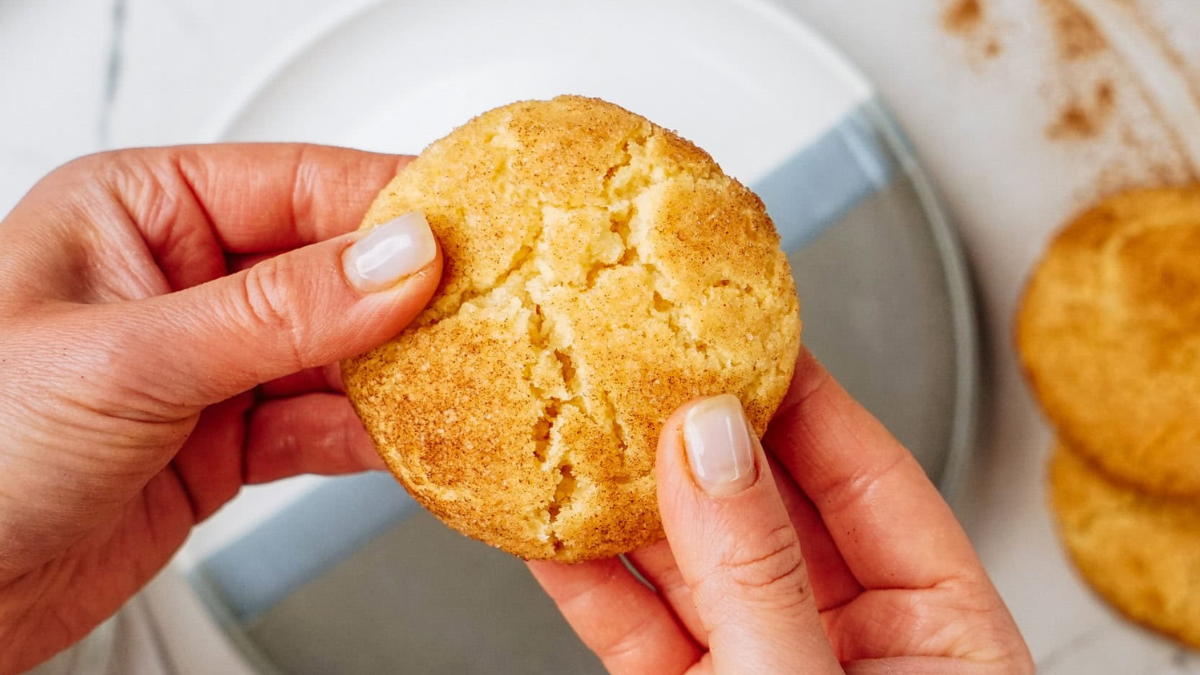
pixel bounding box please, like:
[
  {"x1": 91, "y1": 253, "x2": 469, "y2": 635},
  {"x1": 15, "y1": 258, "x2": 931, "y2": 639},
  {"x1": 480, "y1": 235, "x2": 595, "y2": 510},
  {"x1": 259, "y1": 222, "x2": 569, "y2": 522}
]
[
  {"x1": 1049, "y1": 443, "x2": 1200, "y2": 648},
  {"x1": 1017, "y1": 187, "x2": 1200, "y2": 497},
  {"x1": 342, "y1": 95, "x2": 802, "y2": 562}
]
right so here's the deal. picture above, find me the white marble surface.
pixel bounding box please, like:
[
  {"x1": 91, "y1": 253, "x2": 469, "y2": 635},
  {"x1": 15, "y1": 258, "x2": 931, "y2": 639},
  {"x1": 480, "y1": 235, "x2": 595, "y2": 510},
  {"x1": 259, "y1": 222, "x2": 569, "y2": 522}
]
[{"x1": 4, "y1": 0, "x2": 1200, "y2": 672}]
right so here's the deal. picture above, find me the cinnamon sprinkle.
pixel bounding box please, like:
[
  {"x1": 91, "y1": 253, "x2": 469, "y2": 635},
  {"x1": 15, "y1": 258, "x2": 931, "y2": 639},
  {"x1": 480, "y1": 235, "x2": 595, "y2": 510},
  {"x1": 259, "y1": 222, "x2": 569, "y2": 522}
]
[
  {"x1": 1047, "y1": 80, "x2": 1117, "y2": 140},
  {"x1": 942, "y1": 0, "x2": 984, "y2": 34},
  {"x1": 1040, "y1": 0, "x2": 1107, "y2": 61},
  {"x1": 941, "y1": 0, "x2": 1003, "y2": 60}
]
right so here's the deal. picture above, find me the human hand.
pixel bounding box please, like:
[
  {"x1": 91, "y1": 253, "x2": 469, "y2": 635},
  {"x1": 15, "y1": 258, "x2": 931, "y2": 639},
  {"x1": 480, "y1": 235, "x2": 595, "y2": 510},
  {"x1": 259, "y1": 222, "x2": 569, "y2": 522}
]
[
  {"x1": 0, "y1": 144, "x2": 441, "y2": 674},
  {"x1": 531, "y1": 349, "x2": 1034, "y2": 674}
]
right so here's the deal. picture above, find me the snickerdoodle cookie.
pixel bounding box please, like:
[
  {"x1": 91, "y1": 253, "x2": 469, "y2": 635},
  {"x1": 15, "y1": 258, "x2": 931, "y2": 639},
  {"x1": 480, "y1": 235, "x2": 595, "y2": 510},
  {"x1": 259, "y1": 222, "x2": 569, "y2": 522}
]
[
  {"x1": 1017, "y1": 187, "x2": 1200, "y2": 496},
  {"x1": 1049, "y1": 443, "x2": 1200, "y2": 648},
  {"x1": 343, "y1": 96, "x2": 801, "y2": 561}
]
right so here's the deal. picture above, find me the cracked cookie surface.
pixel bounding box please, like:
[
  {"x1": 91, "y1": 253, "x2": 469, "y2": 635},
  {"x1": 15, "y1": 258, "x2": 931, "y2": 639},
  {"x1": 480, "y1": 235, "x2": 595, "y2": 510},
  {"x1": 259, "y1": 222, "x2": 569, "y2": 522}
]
[
  {"x1": 1017, "y1": 187, "x2": 1200, "y2": 497},
  {"x1": 1050, "y1": 443, "x2": 1200, "y2": 648},
  {"x1": 342, "y1": 96, "x2": 801, "y2": 561}
]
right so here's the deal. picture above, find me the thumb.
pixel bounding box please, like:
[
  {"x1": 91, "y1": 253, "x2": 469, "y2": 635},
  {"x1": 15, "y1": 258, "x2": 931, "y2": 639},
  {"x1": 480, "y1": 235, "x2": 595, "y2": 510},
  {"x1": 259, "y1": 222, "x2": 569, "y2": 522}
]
[
  {"x1": 657, "y1": 394, "x2": 842, "y2": 675},
  {"x1": 111, "y1": 211, "x2": 441, "y2": 407}
]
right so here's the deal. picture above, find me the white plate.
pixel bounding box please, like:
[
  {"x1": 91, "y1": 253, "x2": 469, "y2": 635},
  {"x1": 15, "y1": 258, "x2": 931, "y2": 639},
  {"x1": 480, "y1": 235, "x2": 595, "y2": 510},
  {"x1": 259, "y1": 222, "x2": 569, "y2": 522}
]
[{"x1": 206, "y1": 0, "x2": 871, "y2": 181}]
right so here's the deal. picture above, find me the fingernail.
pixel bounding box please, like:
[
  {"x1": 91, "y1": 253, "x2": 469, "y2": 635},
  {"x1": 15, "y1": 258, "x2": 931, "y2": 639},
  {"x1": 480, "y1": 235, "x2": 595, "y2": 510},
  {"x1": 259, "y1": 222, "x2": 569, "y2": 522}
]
[
  {"x1": 343, "y1": 211, "x2": 437, "y2": 292},
  {"x1": 682, "y1": 394, "x2": 757, "y2": 496}
]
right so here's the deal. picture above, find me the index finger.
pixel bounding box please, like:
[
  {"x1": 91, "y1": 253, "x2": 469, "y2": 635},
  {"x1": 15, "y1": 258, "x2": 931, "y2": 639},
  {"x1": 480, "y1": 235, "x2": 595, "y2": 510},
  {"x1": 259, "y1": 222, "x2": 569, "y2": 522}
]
[
  {"x1": 9, "y1": 143, "x2": 410, "y2": 295},
  {"x1": 763, "y1": 348, "x2": 985, "y2": 591},
  {"x1": 527, "y1": 559, "x2": 700, "y2": 675},
  {"x1": 105, "y1": 143, "x2": 410, "y2": 252},
  {"x1": 2, "y1": 144, "x2": 411, "y2": 303},
  {"x1": 12, "y1": 143, "x2": 409, "y2": 267}
]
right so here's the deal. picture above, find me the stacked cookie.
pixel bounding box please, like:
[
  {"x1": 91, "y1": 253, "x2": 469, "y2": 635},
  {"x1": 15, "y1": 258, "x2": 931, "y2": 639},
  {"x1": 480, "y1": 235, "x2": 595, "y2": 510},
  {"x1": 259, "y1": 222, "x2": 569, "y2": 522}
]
[{"x1": 1017, "y1": 187, "x2": 1200, "y2": 646}]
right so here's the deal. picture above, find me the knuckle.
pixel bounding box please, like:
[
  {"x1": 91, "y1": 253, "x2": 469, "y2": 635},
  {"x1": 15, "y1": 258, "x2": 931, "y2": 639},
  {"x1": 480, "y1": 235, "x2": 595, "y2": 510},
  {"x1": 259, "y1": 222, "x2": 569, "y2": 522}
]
[
  {"x1": 591, "y1": 610, "x2": 658, "y2": 663},
  {"x1": 241, "y1": 260, "x2": 293, "y2": 329},
  {"x1": 56, "y1": 150, "x2": 114, "y2": 177},
  {"x1": 820, "y1": 452, "x2": 909, "y2": 520},
  {"x1": 716, "y1": 524, "x2": 808, "y2": 596},
  {"x1": 57, "y1": 150, "x2": 144, "y2": 193},
  {"x1": 20, "y1": 152, "x2": 118, "y2": 212},
  {"x1": 239, "y1": 259, "x2": 307, "y2": 369}
]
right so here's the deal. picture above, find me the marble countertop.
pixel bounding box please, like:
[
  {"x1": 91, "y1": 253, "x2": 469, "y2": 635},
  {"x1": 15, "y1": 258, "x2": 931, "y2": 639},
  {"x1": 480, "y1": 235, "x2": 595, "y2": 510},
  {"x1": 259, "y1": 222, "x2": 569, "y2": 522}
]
[{"x1": 5, "y1": 0, "x2": 1200, "y2": 672}]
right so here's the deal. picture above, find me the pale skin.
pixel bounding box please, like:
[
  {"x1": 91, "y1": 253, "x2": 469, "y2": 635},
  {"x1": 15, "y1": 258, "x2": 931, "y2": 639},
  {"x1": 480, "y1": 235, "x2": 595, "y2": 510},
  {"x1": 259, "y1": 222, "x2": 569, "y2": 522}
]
[
  {"x1": 0, "y1": 144, "x2": 1032, "y2": 674},
  {"x1": 530, "y1": 356, "x2": 1034, "y2": 674}
]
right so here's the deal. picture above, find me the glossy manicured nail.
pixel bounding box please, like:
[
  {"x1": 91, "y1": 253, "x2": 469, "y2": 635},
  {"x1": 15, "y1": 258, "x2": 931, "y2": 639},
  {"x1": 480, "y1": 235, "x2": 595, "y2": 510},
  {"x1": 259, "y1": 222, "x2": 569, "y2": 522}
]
[
  {"x1": 343, "y1": 211, "x2": 437, "y2": 292},
  {"x1": 682, "y1": 394, "x2": 758, "y2": 496}
]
